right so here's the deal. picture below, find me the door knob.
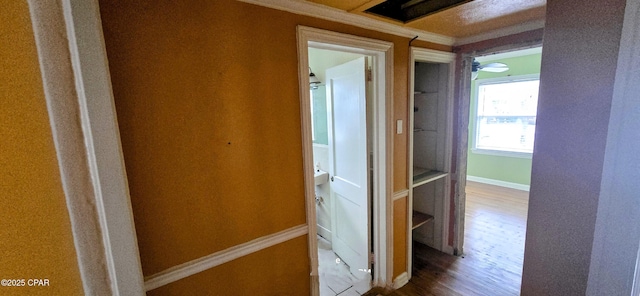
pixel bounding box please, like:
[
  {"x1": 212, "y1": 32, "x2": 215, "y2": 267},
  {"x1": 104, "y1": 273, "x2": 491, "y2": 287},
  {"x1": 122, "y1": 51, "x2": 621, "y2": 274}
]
[{"x1": 330, "y1": 176, "x2": 334, "y2": 182}]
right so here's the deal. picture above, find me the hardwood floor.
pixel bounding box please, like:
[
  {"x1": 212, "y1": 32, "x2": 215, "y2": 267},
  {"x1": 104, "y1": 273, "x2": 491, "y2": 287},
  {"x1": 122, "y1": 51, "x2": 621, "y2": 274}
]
[{"x1": 388, "y1": 181, "x2": 529, "y2": 296}]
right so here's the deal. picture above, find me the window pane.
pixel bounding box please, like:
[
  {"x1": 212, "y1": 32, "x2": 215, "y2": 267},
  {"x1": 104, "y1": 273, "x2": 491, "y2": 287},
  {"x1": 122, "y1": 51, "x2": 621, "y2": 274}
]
[{"x1": 476, "y1": 79, "x2": 539, "y2": 153}]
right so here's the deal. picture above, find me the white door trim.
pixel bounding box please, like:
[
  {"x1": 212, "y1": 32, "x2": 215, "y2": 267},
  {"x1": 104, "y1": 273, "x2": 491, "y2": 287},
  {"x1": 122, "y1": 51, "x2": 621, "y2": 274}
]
[
  {"x1": 297, "y1": 26, "x2": 394, "y2": 293},
  {"x1": 28, "y1": 0, "x2": 145, "y2": 295},
  {"x1": 407, "y1": 47, "x2": 456, "y2": 279}
]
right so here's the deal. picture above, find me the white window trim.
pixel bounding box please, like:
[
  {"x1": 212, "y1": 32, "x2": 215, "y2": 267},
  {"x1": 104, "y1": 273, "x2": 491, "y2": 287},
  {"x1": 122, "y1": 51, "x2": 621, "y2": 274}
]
[
  {"x1": 471, "y1": 73, "x2": 540, "y2": 158},
  {"x1": 470, "y1": 148, "x2": 533, "y2": 159}
]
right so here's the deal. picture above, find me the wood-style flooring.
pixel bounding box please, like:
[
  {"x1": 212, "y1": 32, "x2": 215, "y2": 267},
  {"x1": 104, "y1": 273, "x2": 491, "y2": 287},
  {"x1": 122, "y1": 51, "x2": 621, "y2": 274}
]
[{"x1": 387, "y1": 181, "x2": 529, "y2": 296}]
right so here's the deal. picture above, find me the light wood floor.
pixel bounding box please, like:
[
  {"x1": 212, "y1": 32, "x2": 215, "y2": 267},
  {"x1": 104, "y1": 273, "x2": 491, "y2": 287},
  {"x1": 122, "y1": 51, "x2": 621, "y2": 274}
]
[{"x1": 385, "y1": 181, "x2": 529, "y2": 296}]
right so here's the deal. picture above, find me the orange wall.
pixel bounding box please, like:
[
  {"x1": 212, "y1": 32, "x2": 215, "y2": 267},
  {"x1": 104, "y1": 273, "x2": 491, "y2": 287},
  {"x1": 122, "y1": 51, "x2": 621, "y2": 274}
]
[
  {"x1": 393, "y1": 197, "x2": 408, "y2": 278},
  {"x1": 98, "y1": 0, "x2": 450, "y2": 290},
  {"x1": 148, "y1": 236, "x2": 310, "y2": 295},
  {"x1": 0, "y1": 1, "x2": 83, "y2": 295}
]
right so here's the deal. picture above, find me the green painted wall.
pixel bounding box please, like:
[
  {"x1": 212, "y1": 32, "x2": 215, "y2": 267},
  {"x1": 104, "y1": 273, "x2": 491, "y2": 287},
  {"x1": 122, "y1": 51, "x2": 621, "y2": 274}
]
[{"x1": 467, "y1": 52, "x2": 542, "y2": 186}]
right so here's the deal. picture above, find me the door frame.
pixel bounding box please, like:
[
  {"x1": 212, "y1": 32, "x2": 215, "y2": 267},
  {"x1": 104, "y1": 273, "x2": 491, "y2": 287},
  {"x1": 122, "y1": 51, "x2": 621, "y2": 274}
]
[
  {"x1": 407, "y1": 47, "x2": 456, "y2": 279},
  {"x1": 452, "y1": 41, "x2": 543, "y2": 255},
  {"x1": 296, "y1": 26, "x2": 394, "y2": 293}
]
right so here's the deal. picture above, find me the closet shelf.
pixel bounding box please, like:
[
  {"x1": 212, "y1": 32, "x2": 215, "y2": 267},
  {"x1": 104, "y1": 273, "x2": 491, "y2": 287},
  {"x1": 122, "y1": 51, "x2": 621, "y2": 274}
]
[
  {"x1": 412, "y1": 211, "x2": 434, "y2": 230},
  {"x1": 412, "y1": 167, "x2": 448, "y2": 188}
]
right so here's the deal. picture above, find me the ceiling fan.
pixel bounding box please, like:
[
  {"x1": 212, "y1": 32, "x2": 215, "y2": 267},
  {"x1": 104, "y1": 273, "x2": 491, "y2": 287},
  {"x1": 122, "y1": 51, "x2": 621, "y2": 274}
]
[{"x1": 471, "y1": 59, "x2": 509, "y2": 79}]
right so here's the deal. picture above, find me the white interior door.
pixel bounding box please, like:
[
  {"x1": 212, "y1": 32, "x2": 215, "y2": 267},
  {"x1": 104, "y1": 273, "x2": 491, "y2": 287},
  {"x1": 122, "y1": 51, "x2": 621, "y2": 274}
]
[{"x1": 326, "y1": 57, "x2": 370, "y2": 276}]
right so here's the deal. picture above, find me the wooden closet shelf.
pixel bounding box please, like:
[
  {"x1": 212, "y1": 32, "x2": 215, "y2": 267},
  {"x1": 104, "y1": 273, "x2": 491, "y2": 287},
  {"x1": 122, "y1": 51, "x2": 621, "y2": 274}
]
[
  {"x1": 412, "y1": 167, "x2": 448, "y2": 187},
  {"x1": 412, "y1": 211, "x2": 434, "y2": 230}
]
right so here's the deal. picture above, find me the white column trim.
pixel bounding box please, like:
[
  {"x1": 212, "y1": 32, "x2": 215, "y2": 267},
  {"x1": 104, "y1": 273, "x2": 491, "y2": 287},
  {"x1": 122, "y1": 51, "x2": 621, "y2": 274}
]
[
  {"x1": 144, "y1": 225, "x2": 309, "y2": 291},
  {"x1": 62, "y1": 1, "x2": 146, "y2": 294},
  {"x1": 27, "y1": 0, "x2": 146, "y2": 294}
]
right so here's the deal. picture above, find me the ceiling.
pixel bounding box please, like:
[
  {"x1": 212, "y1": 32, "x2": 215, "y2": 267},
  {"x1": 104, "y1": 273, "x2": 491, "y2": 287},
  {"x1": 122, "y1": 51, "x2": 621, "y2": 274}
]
[{"x1": 305, "y1": 0, "x2": 546, "y2": 39}]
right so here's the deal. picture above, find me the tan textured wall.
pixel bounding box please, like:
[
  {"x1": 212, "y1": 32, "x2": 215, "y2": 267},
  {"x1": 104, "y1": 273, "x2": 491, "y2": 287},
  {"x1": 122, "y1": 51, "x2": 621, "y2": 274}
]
[
  {"x1": 0, "y1": 1, "x2": 83, "y2": 295},
  {"x1": 98, "y1": 0, "x2": 450, "y2": 290}
]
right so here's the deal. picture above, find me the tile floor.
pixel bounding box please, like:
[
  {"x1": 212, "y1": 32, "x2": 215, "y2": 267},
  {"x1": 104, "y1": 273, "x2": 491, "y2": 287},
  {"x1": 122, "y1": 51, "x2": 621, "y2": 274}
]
[{"x1": 318, "y1": 235, "x2": 371, "y2": 296}]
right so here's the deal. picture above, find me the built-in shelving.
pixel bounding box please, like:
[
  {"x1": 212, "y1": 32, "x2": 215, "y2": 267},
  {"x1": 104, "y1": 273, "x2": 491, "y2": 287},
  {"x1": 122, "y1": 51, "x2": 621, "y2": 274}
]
[
  {"x1": 408, "y1": 49, "x2": 455, "y2": 279},
  {"x1": 409, "y1": 60, "x2": 451, "y2": 254},
  {"x1": 412, "y1": 211, "x2": 434, "y2": 230},
  {"x1": 412, "y1": 167, "x2": 448, "y2": 188}
]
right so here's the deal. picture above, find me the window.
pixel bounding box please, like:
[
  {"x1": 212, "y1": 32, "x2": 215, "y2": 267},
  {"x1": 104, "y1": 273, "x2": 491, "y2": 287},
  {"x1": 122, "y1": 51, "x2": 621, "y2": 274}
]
[{"x1": 473, "y1": 75, "x2": 539, "y2": 156}]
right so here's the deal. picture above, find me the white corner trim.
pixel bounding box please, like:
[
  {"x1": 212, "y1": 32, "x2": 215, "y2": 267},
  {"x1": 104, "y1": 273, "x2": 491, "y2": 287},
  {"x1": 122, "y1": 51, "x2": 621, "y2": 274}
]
[
  {"x1": 393, "y1": 190, "x2": 409, "y2": 201},
  {"x1": 466, "y1": 176, "x2": 530, "y2": 192},
  {"x1": 144, "y1": 224, "x2": 309, "y2": 291},
  {"x1": 61, "y1": 0, "x2": 146, "y2": 295},
  {"x1": 28, "y1": 1, "x2": 112, "y2": 294},
  {"x1": 454, "y1": 19, "x2": 545, "y2": 46},
  {"x1": 237, "y1": 0, "x2": 455, "y2": 46},
  {"x1": 29, "y1": 0, "x2": 146, "y2": 295},
  {"x1": 392, "y1": 272, "x2": 409, "y2": 289}
]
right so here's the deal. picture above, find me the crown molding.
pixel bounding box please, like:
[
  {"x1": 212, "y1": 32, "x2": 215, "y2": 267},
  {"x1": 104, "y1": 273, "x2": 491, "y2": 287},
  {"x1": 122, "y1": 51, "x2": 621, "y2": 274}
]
[
  {"x1": 236, "y1": 0, "x2": 456, "y2": 46},
  {"x1": 454, "y1": 19, "x2": 545, "y2": 46}
]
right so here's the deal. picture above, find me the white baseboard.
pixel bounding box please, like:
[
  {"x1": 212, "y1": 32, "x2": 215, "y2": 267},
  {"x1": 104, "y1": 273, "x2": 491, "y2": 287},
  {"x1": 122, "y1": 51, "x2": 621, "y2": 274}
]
[
  {"x1": 393, "y1": 272, "x2": 409, "y2": 289},
  {"x1": 466, "y1": 175, "x2": 530, "y2": 192},
  {"x1": 317, "y1": 224, "x2": 331, "y2": 242}
]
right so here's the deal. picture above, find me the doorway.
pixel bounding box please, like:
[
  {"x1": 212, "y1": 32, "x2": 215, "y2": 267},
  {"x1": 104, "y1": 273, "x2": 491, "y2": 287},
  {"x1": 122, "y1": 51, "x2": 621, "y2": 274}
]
[
  {"x1": 296, "y1": 26, "x2": 394, "y2": 295},
  {"x1": 309, "y1": 47, "x2": 372, "y2": 295},
  {"x1": 462, "y1": 46, "x2": 542, "y2": 292}
]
